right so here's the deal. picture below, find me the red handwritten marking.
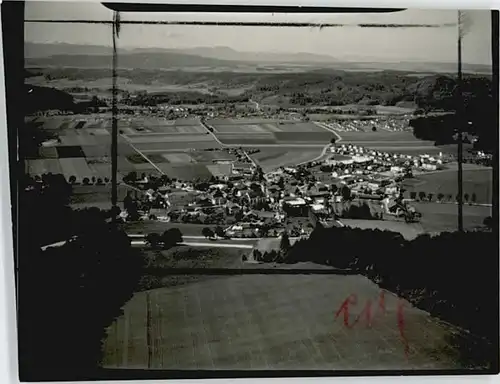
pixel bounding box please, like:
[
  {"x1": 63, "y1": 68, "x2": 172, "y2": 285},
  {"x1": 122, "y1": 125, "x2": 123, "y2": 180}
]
[
  {"x1": 378, "y1": 290, "x2": 386, "y2": 315},
  {"x1": 335, "y1": 294, "x2": 358, "y2": 327},
  {"x1": 335, "y1": 291, "x2": 409, "y2": 357},
  {"x1": 397, "y1": 300, "x2": 410, "y2": 359}
]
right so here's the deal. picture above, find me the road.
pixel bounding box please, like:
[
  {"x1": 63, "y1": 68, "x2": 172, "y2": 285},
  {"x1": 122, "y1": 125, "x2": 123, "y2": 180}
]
[
  {"x1": 312, "y1": 121, "x2": 343, "y2": 143},
  {"x1": 41, "y1": 236, "x2": 259, "y2": 251},
  {"x1": 40, "y1": 233, "x2": 308, "y2": 252},
  {"x1": 130, "y1": 239, "x2": 254, "y2": 249}
]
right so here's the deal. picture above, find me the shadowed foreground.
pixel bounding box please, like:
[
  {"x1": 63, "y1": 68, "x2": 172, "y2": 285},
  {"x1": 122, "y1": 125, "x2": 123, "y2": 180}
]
[{"x1": 102, "y1": 274, "x2": 482, "y2": 371}]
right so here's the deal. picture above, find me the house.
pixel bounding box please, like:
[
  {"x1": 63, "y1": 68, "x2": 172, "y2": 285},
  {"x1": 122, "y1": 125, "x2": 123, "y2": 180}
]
[
  {"x1": 211, "y1": 189, "x2": 227, "y2": 205},
  {"x1": 282, "y1": 197, "x2": 309, "y2": 217}
]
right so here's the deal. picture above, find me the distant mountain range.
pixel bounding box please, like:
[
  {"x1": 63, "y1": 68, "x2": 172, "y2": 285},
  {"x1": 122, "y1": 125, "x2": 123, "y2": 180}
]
[{"x1": 25, "y1": 42, "x2": 492, "y2": 74}]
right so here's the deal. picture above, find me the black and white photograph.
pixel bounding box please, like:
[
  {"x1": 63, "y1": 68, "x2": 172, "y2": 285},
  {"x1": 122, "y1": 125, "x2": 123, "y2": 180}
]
[{"x1": 3, "y1": 1, "x2": 499, "y2": 381}]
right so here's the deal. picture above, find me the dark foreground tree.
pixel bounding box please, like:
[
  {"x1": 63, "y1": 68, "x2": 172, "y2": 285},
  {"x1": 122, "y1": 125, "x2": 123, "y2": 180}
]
[
  {"x1": 214, "y1": 226, "x2": 225, "y2": 238},
  {"x1": 202, "y1": 227, "x2": 214, "y2": 239},
  {"x1": 18, "y1": 205, "x2": 143, "y2": 380},
  {"x1": 145, "y1": 232, "x2": 161, "y2": 249},
  {"x1": 280, "y1": 232, "x2": 291, "y2": 252},
  {"x1": 161, "y1": 228, "x2": 183, "y2": 249}
]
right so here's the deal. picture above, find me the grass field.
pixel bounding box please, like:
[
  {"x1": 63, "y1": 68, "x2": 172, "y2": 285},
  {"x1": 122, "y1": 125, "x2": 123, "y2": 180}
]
[
  {"x1": 340, "y1": 219, "x2": 424, "y2": 240},
  {"x1": 156, "y1": 163, "x2": 215, "y2": 180},
  {"x1": 414, "y1": 202, "x2": 491, "y2": 233},
  {"x1": 251, "y1": 148, "x2": 323, "y2": 172},
  {"x1": 123, "y1": 221, "x2": 216, "y2": 236},
  {"x1": 189, "y1": 150, "x2": 236, "y2": 163},
  {"x1": 69, "y1": 184, "x2": 132, "y2": 208},
  {"x1": 28, "y1": 116, "x2": 329, "y2": 181},
  {"x1": 134, "y1": 140, "x2": 221, "y2": 151},
  {"x1": 340, "y1": 202, "x2": 491, "y2": 238},
  {"x1": 402, "y1": 169, "x2": 493, "y2": 205},
  {"x1": 102, "y1": 274, "x2": 471, "y2": 370},
  {"x1": 208, "y1": 119, "x2": 333, "y2": 145}
]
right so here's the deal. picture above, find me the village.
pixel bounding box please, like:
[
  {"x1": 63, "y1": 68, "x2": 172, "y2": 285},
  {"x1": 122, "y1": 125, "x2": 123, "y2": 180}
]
[{"x1": 119, "y1": 140, "x2": 461, "y2": 240}]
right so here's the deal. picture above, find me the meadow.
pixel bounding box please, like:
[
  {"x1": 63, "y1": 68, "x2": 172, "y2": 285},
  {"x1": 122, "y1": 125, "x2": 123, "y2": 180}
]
[
  {"x1": 25, "y1": 116, "x2": 228, "y2": 184},
  {"x1": 402, "y1": 168, "x2": 493, "y2": 205},
  {"x1": 340, "y1": 202, "x2": 490, "y2": 239},
  {"x1": 102, "y1": 274, "x2": 469, "y2": 370},
  {"x1": 207, "y1": 118, "x2": 334, "y2": 145},
  {"x1": 250, "y1": 147, "x2": 323, "y2": 172}
]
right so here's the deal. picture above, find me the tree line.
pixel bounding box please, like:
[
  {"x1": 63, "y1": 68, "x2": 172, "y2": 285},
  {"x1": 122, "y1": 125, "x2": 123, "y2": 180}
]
[{"x1": 273, "y1": 224, "x2": 497, "y2": 369}]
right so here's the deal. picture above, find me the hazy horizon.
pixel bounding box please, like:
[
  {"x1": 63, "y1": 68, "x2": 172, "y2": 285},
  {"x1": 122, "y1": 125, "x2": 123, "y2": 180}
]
[{"x1": 25, "y1": 3, "x2": 493, "y2": 65}]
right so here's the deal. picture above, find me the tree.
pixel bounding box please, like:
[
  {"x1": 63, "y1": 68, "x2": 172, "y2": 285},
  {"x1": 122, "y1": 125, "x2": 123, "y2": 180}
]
[
  {"x1": 437, "y1": 193, "x2": 444, "y2": 202},
  {"x1": 19, "y1": 203, "x2": 142, "y2": 378},
  {"x1": 126, "y1": 201, "x2": 141, "y2": 222},
  {"x1": 161, "y1": 228, "x2": 183, "y2": 249},
  {"x1": 82, "y1": 177, "x2": 90, "y2": 185},
  {"x1": 372, "y1": 126, "x2": 377, "y2": 132},
  {"x1": 235, "y1": 211, "x2": 244, "y2": 222},
  {"x1": 464, "y1": 193, "x2": 470, "y2": 203},
  {"x1": 277, "y1": 177, "x2": 285, "y2": 190},
  {"x1": 330, "y1": 137, "x2": 337, "y2": 145},
  {"x1": 145, "y1": 233, "x2": 161, "y2": 249},
  {"x1": 214, "y1": 226, "x2": 225, "y2": 238},
  {"x1": 410, "y1": 191, "x2": 417, "y2": 200},
  {"x1": 341, "y1": 185, "x2": 352, "y2": 201},
  {"x1": 68, "y1": 175, "x2": 76, "y2": 185},
  {"x1": 483, "y1": 216, "x2": 493, "y2": 229},
  {"x1": 202, "y1": 227, "x2": 214, "y2": 239},
  {"x1": 418, "y1": 191, "x2": 426, "y2": 201},
  {"x1": 279, "y1": 232, "x2": 291, "y2": 260},
  {"x1": 427, "y1": 193, "x2": 434, "y2": 202},
  {"x1": 471, "y1": 193, "x2": 477, "y2": 204}
]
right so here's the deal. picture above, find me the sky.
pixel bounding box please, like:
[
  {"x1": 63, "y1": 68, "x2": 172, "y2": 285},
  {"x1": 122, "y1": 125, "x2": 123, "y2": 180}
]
[{"x1": 24, "y1": 2, "x2": 493, "y2": 64}]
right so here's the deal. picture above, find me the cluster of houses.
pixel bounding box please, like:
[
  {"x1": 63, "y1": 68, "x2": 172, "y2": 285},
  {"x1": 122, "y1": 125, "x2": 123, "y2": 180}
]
[
  {"x1": 328, "y1": 144, "x2": 446, "y2": 175},
  {"x1": 323, "y1": 116, "x2": 412, "y2": 132}
]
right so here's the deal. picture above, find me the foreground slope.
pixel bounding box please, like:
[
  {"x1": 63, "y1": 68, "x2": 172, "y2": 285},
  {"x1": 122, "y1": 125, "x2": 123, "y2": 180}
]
[{"x1": 103, "y1": 274, "x2": 478, "y2": 370}]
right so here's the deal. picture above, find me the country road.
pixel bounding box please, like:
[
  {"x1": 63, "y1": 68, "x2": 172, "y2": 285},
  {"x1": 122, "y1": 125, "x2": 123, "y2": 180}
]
[
  {"x1": 131, "y1": 240, "x2": 254, "y2": 249},
  {"x1": 40, "y1": 236, "x2": 259, "y2": 251},
  {"x1": 312, "y1": 121, "x2": 343, "y2": 143}
]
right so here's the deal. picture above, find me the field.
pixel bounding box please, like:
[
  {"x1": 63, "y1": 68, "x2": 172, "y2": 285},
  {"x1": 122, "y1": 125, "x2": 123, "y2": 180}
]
[
  {"x1": 102, "y1": 274, "x2": 471, "y2": 370},
  {"x1": 414, "y1": 202, "x2": 491, "y2": 233},
  {"x1": 402, "y1": 168, "x2": 493, "y2": 205},
  {"x1": 340, "y1": 219, "x2": 425, "y2": 241},
  {"x1": 25, "y1": 116, "x2": 229, "y2": 183},
  {"x1": 207, "y1": 118, "x2": 333, "y2": 145},
  {"x1": 251, "y1": 147, "x2": 323, "y2": 172},
  {"x1": 340, "y1": 202, "x2": 491, "y2": 239}
]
